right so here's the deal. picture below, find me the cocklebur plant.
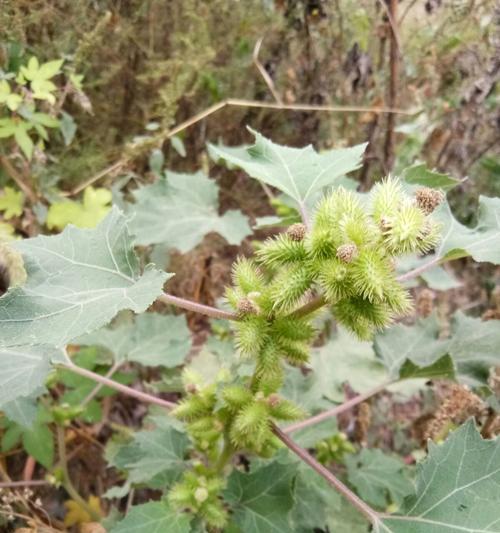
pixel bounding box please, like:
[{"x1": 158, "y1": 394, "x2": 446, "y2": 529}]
[{"x1": 1, "y1": 130, "x2": 500, "y2": 533}]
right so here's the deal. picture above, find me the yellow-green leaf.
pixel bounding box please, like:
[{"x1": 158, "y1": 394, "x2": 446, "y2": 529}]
[{"x1": 0, "y1": 187, "x2": 24, "y2": 219}]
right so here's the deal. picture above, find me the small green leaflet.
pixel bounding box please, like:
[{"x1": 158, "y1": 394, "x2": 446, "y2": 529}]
[
  {"x1": 345, "y1": 449, "x2": 413, "y2": 509},
  {"x1": 224, "y1": 460, "x2": 296, "y2": 532},
  {"x1": 107, "y1": 416, "x2": 188, "y2": 488},
  {"x1": 380, "y1": 420, "x2": 500, "y2": 532},
  {"x1": 77, "y1": 313, "x2": 191, "y2": 368},
  {"x1": 436, "y1": 196, "x2": 500, "y2": 264},
  {"x1": 402, "y1": 164, "x2": 460, "y2": 191},
  {"x1": 0, "y1": 186, "x2": 24, "y2": 219},
  {"x1": 128, "y1": 170, "x2": 251, "y2": 252},
  {"x1": 0, "y1": 208, "x2": 170, "y2": 347},
  {"x1": 209, "y1": 128, "x2": 367, "y2": 213},
  {"x1": 109, "y1": 502, "x2": 191, "y2": 533}
]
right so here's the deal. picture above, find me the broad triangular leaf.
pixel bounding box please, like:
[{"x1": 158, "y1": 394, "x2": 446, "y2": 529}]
[
  {"x1": 107, "y1": 416, "x2": 188, "y2": 488},
  {"x1": 128, "y1": 170, "x2": 251, "y2": 251},
  {"x1": 380, "y1": 420, "x2": 500, "y2": 532},
  {"x1": 209, "y1": 128, "x2": 366, "y2": 212},
  {"x1": 436, "y1": 196, "x2": 500, "y2": 264},
  {"x1": 224, "y1": 460, "x2": 296, "y2": 532},
  {"x1": 0, "y1": 208, "x2": 170, "y2": 347},
  {"x1": 345, "y1": 449, "x2": 413, "y2": 509},
  {"x1": 109, "y1": 502, "x2": 191, "y2": 533},
  {"x1": 78, "y1": 313, "x2": 191, "y2": 368}
]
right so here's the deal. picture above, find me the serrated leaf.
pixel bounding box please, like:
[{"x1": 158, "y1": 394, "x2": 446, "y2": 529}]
[
  {"x1": 77, "y1": 313, "x2": 191, "y2": 367},
  {"x1": 0, "y1": 186, "x2": 24, "y2": 219},
  {"x1": 225, "y1": 460, "x2": 296, "y2": 533},
  {"x1": 14, "y1": 124, "x2": 34, "y2": 159},
  {"x1": 107, "y1": 416, "x2": 189, "y2": 487},
  {"x1": 402, "y1": 164, "x2": 460, "y2": 191},
  {"x1": 374, "y1": 315, "x2": 452, "y2": 381},
  {"x1": 346, "y1": 449, "x2": 413, "y2": 509},
  {"x1": 374, "y1": 313, "x2": 500, "y2": 385},
  {"x1": 311, "y1": 327, "x2": 388, "y2": 403},
  {"x1": 128, "y1": 170, "x2": 251, "y2": 252},
  {"x1": 380, "y1": 420, "x2": 500, "y2": 532},
  {"x1": 22, "y1": 422, "x2": 54, "y2": 468},
  {"x1": 436, "y1": 196, "x2": 500, "y2": 264},
  {"x1": 109, "y1": 502, "x2": 191, "y2": 533},
  {"x1": 0, "y1": 208, "x2": 170, "y2": 347},
  {"x1": 0, "y1": 345, "x2": 65, "y2": 408},
  {"x1": 46, "y1": 186, "x2": 112, "y2": 230},
  {"x1": 209, "y1": 128, "x2": 366, "y2": 213}
]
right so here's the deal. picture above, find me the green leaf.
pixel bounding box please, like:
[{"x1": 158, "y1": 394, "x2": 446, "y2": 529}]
[
  {"x1": 109, "y1": 502, "x2": 191, "y2": 533},
  {"x1": 107, "y1": 416, "x2": 189, "y2": 488},
  {"x1": 60, "y1": 111, "x2": 77, "y2": 145},
  {"x1": 22, "y1": 422, "x2": 54, "y2": 468},
  {"x1": 128, "y1": 171, "x2": 251, "y2": 252},
  {"x1": 170, "y1": 136, "x2": 186, "y2": 157},
  {"x1": 0, "y1": 345, "x2": 65, "y2": 409},
  {"x1": 374, "y1": 315, "x2": 452, "y2": 381},
  {"x1": 209, "y1": 128, "x2": 366, "y2": 212},
  {"x1": 0, "y1": 208, "x2": 170, "y2": 347},
  {"x1": 402, "y1": 164, "x2": 460, "y2": 191},
  {"x1": 31, "y1": 112, "x2": 60, "y2": 128},
  {"x1": 14, "y1": 124, "x2": 34, "y2": 159},
  {"x1": 225, "y1": 460, "x2": 296, "y2": 533},
  {"x1": 311, "y1": 327, "x2": 388, "y2": 402},
  {"x1": 345, "y1": 449, "x2": 413, "y2": 509},
  {"x1": 38, "y1": 59, "x2": 64, "y2": 80},
  {"x1": 374, "y1": 312, "x2": 500, "y2": 385},
  {"x1": 77, "y1": 313, "x2": 191, "y2": 368},
  {"x1": 436, "y1": 196, "x2": 500, "y2": 264},
  {"x1": 46, "y1": 186, "x2": 112, "y2": 230},
  {"x1": 0, "y1": 186, "x2": 24, "y2": 219},
  {"x1": 3, "y1": 396, "x2": 39, "y2": 428},
  {"x1": 380, "y1": 420, "x2": 500, "y2": 532},
  {"x1": 291, "y1": 461, "x2": 342, "y2": 532}
]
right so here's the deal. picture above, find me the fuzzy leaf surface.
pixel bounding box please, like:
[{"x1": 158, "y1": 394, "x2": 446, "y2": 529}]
[
  {"x1": 0, "y1": 208, "x2": 170, "y2": 347},
  {"x1": 380, "y1": 420, "x2": 500, "y2": 532},
  {"x1": 128, "y1": 170, "x2": 251, "y2": 251},
  {"x1": 107, "y1": 417, "x2": 188, "y2": 488},
  {"x1": 109, "y1": 502, "x2": 191, "y2": 533},
  {"x1": 224, "y1": 460, "x2": 296, "y2": 532},
  {"x1": 346, "y1": 449, "x2": 414, "y2": 509},
  {"x1": 77, "y1": 313, "x2": 191, "y2": 368},
  {"x1": 209, "y1": 128, "x2": 366, "y2": 212},
  {"x1": 436, "y1": 196, "x2": 500, "y2": 264}
]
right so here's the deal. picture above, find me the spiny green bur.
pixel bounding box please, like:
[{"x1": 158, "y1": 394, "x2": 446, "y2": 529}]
[{"x1": 169, "y1": 178, "x2": 443, "y2": 529}]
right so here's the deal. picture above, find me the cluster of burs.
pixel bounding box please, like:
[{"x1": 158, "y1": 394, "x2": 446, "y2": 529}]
[{"x1": 168, "y1": 178, "x2": 443, "y2": 528}]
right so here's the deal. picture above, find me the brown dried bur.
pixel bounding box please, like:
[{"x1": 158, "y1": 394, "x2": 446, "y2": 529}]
[
  {"x1": 416, "y1": 288, "x2": 435, "y2": 318},
  {"x1": 286, "y1": 223, "x2": 307, "y2": 242},
  {"x1": 415, "y1": 187, "x2": 445, "y2": 214},
  {"x1": 336, "y1": 243, "x2": 358, "y2": 263}
]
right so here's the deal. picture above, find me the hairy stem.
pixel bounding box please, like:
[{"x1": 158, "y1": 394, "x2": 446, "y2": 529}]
[
  {"x1": 290, "y1": 294, "x2": 326, "y2": 319},
  {"x1": 284, "y1": 382, "x2": 392, "y2": 433},
  {"x1": 81, "y1": 361, "x2": 122, "y2": 407},
  {"x1": 215, "y1": 438, "x2": 235, "y2": 473},
  {"x1": 0, "y1": 480, "x2": 49, "y2": 489},
  {"x1": 396, "y1": 255, "x2": 442, "y2": 282},
  {"x1": 159, "y1": 293, "x2": 238, "y2": 321},
  {"x1": 56, "y1": 426, "x2": 101, "y2": 522},
  {"x1": 272, "y1": 424, "x2": 379, "y2": 524},
  {"x1": 58, "y1": 363, "x2": 176, "y2": 409}
]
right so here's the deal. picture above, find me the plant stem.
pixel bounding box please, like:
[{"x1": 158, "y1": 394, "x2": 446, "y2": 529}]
[
  {"x1": 56, "y1": 426, "x2": 101, "y2": 522},
  {"x1": 272, "y1": 424, "x2": 379, "y2": 525},
  {"x1": 290, "y1": 294, "x2": 326, "y2": 319},
  {"x1": 0, "y1": 480, "x2": 49, "y2": 489},
  {"x1": 58, "y1": 362, "x2": 176, "y2": 409},
  {"x1": 215, "y1": 438, "x2": 234, "y2": 473},
  {"x1": 0, "y1": 155, "x2": 38, "y2": 204},
  {"x1": 159, "y1": 293, "x2": 238, "y2": 321},
  {"x1": 396, "y1": 255, "x2": 442, "y2": 282},
  {"x1": 284, "y1": 382, "x2": 392, "y2": 433},
  {"x1": 81, "y1": 361, "x2": 122, "y2": 408}
]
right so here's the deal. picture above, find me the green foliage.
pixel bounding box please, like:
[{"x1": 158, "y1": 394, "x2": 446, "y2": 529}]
[
  {"x1": 110, "y1": 502, "x2": 191, "y2": 533},
  {"x1": 128, "y1": 170, "x2": 251, "y2": 253},
  {"x1": 381, "y1": 421, "x2": 500, "y2": 532},
  {"x1": 0, "y1": 186, "x2": 24, "y2": 219},
  {"x1": 46, "y1": 186, "x2": 112, "y2": 230}
]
